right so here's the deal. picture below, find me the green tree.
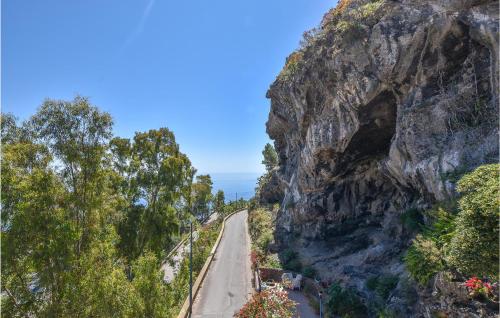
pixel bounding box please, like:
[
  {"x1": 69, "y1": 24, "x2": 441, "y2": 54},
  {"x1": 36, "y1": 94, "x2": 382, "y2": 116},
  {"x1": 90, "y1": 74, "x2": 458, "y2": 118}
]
[
  {"x1": 111, "y1": 128, "x2": 195, "y2": 260},
  {"x1": 261, "y1": 143, "x2": 278, "y2": 172},
  {"x1": 1, "y1": 97, "x2": 197, "y2": 317},
  {"x1": 69, "y1": 227, "x2": 143, "y2": 318},
  {"x1": 30, "y1": 96, "x2": 114, "y2": 255},
  {"x1": 1, "y1": 141, "x2": 76, "y2": 317},
  {"x1": 191, "y1": 174, "x2": 213, "y2": 221},
  {"x1": 132, "y1": 251, "x2": 170, "y2": 317},
  {"x1": 213, "y1": 190, "x2": 225, "y2": 213},
  {"x1": 447, "y1": 164, "x2": 499, "y2": 278}
]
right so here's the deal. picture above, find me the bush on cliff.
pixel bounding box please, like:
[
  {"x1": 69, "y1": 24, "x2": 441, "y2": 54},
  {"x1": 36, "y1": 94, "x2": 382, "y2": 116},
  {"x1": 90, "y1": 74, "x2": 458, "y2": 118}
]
[
  {"x1": 446, "y1": 164, "x2": 499, "y2": 278},
  {"x1": 326, "y1": 283, "x2": 367, "y2": 318},
  {"x1": 405, "y1": 235, "x2": 444, "y2": 285},
  {"x1": 405, "y1": 164, "x2": 499, "y2": 284}
]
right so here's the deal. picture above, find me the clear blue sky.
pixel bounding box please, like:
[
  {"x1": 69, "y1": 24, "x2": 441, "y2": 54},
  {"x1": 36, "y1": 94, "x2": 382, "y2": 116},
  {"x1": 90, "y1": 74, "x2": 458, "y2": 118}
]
[{"x1": 2, "y1": 0, "x2": 336, "y2": 174}]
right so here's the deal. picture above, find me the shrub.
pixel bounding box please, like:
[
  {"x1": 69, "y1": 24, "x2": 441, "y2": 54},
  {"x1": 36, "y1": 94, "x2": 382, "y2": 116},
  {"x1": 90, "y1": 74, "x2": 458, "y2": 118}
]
[
  {"x1": 263, "y1": 253, "x2": 282, "y2": 269},
  {"x1": 351, "y1": 0, "x2": 384, "y2": 23},
  {"x1": 366, "y1": 275, "x2": 399, "y2": 300},
  {"x1": 405, "y1": 235, "x2": 444, "y2": 285},
  {"x1": 377, "y1": 308, "x2": 397, "y2": 318},
  {"x1": 375, "y1": 275, "x2": 399, "y2": 299},
  {"x1": 399, "y1": 277, "x2": 418, "y2": 305},
  {"x1": 281, "y1": 249, "x2": 298, "y2": 264},
  {"x1": 278, "y1": 51, "x2": 303, "y2": 80},
  {"x1": 446, "y1": 164, "x2": 499, "y2": 278},
  {"x1": 257, "y1": 231, "x2": 273, "y2": 252},
  {"x1": 284, "y1": 258, "x2": 302, "y2": 272},
  {"x1": 421, "y1": 204, "x2": 456, "y2": 248},
  {"x1": 464, "y1": 276, "x2": 494, "y2": 299},
  {"x1": 400, "y1": 208, "x2": 423, "y2": 232},
  {"x1": 303, "y1": 266, "x2": 317, "y2": 279},
  {"x1": 326, "y1": 283, "x2": 367, "y2": 318}
]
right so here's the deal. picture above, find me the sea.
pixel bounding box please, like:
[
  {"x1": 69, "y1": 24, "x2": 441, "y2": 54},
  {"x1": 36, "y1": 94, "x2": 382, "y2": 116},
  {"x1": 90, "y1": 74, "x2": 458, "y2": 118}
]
[{"x1": 209, "y1": 172, "x2": 261, "y2": 202}]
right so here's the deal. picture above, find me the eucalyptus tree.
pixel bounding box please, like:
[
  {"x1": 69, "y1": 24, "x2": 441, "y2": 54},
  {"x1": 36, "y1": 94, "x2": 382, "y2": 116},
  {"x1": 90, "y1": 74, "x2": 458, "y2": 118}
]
[
  {"x1": 1, "y1": 98, "x2": 195, "y2": 317},
  {"x1": 191, "y1": 174, "x2": 213, "y2": 221},
  {"x1": 111, "y1": 128, "x2": 195, "y2": 260},
  {"x1": 29, "y1": 96, "x2": 114, "y2": 255}
]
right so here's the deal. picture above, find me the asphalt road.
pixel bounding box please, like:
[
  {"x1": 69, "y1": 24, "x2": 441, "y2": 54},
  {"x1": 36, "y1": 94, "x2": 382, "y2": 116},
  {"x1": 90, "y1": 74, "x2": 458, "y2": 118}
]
[{"x1": 191, "y1": 210, "x2": 253, "y2": 318}]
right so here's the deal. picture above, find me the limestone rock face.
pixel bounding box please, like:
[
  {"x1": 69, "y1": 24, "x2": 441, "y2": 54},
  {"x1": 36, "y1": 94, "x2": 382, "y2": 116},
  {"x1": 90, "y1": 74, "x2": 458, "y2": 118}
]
[
  {"x1": 266, "y1": 0, "x2": 498, "y2": 315},
  {"x1": 258, "y1": 168, "x2": 284, "y2": 205}
]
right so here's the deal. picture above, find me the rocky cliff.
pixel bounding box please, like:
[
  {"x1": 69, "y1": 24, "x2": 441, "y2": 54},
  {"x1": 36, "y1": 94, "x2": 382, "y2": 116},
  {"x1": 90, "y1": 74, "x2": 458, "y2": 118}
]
[{"x1": 265, "y1": 0, "x2": 498, "y2": 316}]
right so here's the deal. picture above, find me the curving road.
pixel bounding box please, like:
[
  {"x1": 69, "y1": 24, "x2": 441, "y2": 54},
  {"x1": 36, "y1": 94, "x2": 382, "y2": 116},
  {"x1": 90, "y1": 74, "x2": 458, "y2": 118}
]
[{"x1": 192, "y1": 210, "x2": 253, "y2": 318}]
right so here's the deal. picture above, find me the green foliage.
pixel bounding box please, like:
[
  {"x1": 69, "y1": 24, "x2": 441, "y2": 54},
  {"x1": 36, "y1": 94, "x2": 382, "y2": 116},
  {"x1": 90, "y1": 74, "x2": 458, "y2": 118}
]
[
  {"x1": 366, "y1": 275, "x2": 399, "y2": 299},
  {"x1": 191, "y1": 174, "x2": 213, "y2": 221},
  {"x1": 405, "y1": 164, "x2": 499, "y2": 284},
  {"x1": 377, "y1": 308, "x2": 397, "y2": 318},
  {"x1": 403, "y1": 203, "x2": 456, "y2": 285},
  {"x1": 351, "y1": 0, "x2": 384, "y2": 21},
  {"x1": 165, "y1": 223, "x2": 221, "y2": 316},
  {"x1": 336, "y1": 20, "x2": 362, "y2": 33},
  {"x1": 326, "y1": 283, "x2": 367, "y2": 318},
  {"x1": 400, "y1": 208, "x2": 423, "y2": 232},
  {"x1": 213, "y1": 190, "x2": 225, "y2": 213},
  {"x1": 405, "y1": 235, "x2": 444, "y2": 285},
  {"x1": 262, "y1": 253, "x2": 283, "y2": 269},
  {"x1": 262, "y1": 143, "x2": 279, "y2": 172},
  {"x1": 440, "y1": 165, "x2": 470, "y2": 183},
  {"x1": 446, "y1": 164, "x2": 499, "y2": 278},
  {"x1": 132, "y1": 252, "x2": 170, "y2": 317},
  {"x1": 281, "y1": 248, "x2": 298, "y2": 264},
  {"x1": 278, "y1": 51, "x2": 303, "y2": 80},
  {"x1": 110, "y1": 127, "x2": 193, "y2": 261},
  {"x1": 280, "y1": 249, "x2": 302, "y2": 272},
  {"x1": 303, "y1": 266, "x2": 317, "y2": 279},
  {"x1": 248, "y1": 208, "x2": 274, "y2": 248},
  {"x1": 221, "y1": 198, "x2": 248, "y2": 218},
  {"x1": 421, "y1": 205, "x2": 456, "y2": 248},
  {"x1": 284, "y1": 258, "x2": 303, "y2": 272},
  {"x1": 0, "y1": 97, "x2": 204, "y2": 317}
]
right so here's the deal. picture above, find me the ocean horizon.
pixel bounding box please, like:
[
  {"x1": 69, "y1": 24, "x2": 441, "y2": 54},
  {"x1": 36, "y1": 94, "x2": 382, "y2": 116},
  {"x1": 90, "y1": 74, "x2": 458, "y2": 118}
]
[{"x1": 208, "y1": 172, "x2": 261, "y2": 202}]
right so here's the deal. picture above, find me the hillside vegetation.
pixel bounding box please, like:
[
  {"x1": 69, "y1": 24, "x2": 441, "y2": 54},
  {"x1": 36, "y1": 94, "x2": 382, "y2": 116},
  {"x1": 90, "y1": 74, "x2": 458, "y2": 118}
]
[{"x1": 1, "y1": 97, "x2": 243, "y2": 317}]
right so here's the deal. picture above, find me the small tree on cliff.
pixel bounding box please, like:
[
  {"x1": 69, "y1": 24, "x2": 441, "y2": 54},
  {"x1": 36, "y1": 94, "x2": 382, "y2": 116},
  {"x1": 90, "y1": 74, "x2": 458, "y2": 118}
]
[{"x1": 262, "y1": 143, "x2": 278, "y2": 172}]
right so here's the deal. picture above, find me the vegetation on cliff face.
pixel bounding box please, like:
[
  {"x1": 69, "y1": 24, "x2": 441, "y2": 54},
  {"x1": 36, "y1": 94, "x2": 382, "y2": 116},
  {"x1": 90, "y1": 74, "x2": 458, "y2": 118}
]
[
  {"x1": 0, "y1": 98, "x2": 226, "y2": 317},
  {"x1": 405, "y1": 164, "x2": 499, "y2": 286}
]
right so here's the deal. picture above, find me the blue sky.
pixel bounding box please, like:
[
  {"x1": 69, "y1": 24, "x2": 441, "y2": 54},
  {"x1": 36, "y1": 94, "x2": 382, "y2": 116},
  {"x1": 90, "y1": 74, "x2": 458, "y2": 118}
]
[{"x1": 2, "y1": 0, "x2": 335, "y2": 174}]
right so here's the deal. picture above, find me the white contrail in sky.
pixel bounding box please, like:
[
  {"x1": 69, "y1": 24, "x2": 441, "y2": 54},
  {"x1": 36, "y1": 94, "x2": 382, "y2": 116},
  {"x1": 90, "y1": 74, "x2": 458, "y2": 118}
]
[{"x1": 123, "y1": 0, "x2": 155, "y2": 48}]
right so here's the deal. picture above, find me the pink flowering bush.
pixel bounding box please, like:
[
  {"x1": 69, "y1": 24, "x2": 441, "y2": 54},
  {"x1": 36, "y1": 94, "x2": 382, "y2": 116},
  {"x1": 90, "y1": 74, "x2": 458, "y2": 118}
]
[
  {"x1": 235, "y1": 288, "x2": 296, "y2": 318},
  {"x1": 464, "y1": 277, "x2": 495, "y2": 299}
]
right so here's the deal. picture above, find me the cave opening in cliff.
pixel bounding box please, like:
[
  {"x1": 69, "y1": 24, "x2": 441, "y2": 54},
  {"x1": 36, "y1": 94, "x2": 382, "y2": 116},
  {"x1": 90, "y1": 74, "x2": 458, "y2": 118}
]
[{"x1": 341, "y1": 90, "x2": 397, "y2": 169}]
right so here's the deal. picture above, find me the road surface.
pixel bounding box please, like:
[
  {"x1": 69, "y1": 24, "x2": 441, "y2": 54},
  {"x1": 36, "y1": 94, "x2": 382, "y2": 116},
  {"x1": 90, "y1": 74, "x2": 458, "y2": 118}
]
[{"x1": 192, "y1": 210, "x2": 253, "y2": 318}]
